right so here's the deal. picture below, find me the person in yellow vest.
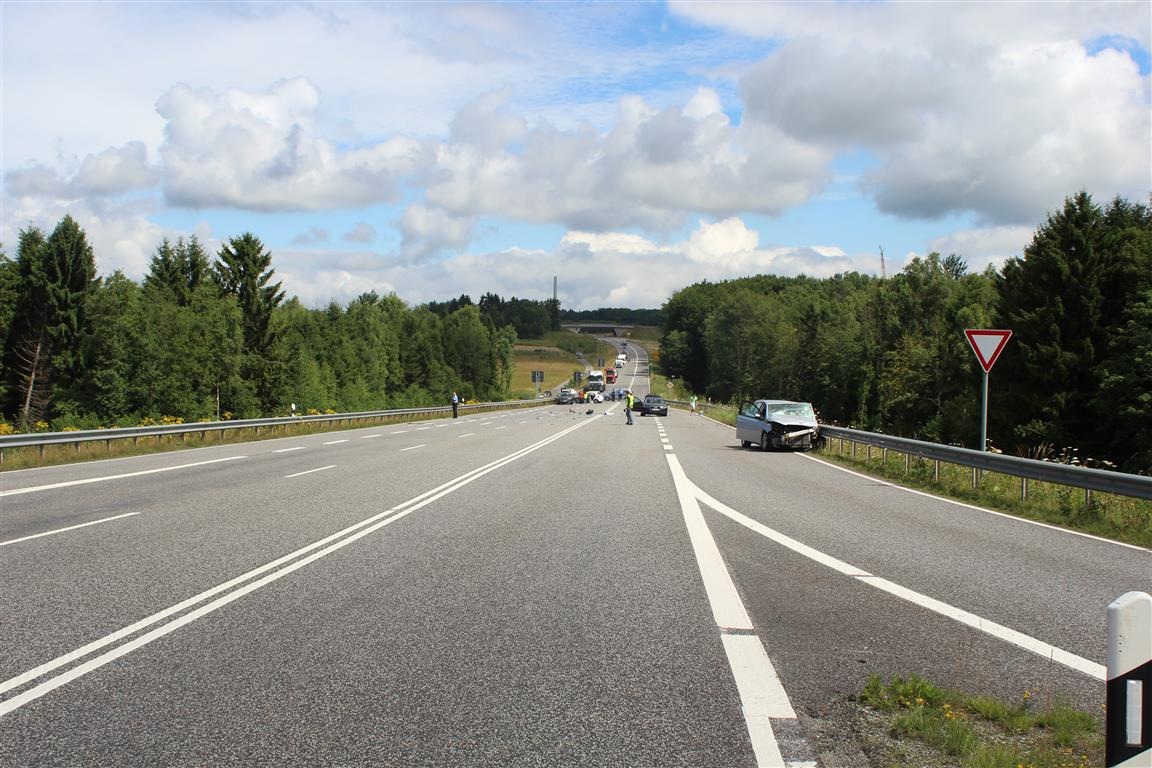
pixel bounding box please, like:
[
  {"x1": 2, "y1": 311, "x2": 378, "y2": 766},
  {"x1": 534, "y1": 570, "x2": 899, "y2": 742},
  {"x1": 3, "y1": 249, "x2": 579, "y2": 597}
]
[{"x1": 625, "y1": 390, "x2": 634, "y2": 425}]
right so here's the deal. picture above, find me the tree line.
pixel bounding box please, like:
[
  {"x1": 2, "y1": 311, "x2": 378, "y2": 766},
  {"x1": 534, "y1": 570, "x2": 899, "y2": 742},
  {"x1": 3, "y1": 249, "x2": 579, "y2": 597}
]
[
  {"x1": 659, "y1": 192, "x2": 1151, "y2": 473},
  {"x1": 0, "y1": 220, "x2": 558, "y2": 430}
]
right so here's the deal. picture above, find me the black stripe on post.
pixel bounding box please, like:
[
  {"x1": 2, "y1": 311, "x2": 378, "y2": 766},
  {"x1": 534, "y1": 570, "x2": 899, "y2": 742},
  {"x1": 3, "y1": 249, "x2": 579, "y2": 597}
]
[{"x1": 1107, "y1": 658, "x2": 1151, "y2": 767}]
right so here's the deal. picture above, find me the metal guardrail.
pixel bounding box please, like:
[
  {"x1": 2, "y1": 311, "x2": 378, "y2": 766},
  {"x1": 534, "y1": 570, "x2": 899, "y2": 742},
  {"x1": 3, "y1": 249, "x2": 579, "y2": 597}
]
[
  {"x1": 0, "y1": 399, "x2": 549, "y2": 460},
  {"x1": 819, "y1": 426, "x2": 1152, "y2": 501},
  {"x1": 663, "y1": 398, "x2": 1152, "y2": 501}
]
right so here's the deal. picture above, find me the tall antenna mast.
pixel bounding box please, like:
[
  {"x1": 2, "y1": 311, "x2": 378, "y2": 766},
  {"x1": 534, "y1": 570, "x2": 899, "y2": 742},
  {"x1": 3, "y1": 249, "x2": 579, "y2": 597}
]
[{"x1": 879, "y1": 245, "x2": 886, "y2": 280}]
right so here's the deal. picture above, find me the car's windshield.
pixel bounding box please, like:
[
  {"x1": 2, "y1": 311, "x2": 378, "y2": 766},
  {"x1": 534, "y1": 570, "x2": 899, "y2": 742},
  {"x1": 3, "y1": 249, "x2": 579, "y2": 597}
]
[{"x1": 764, "y1": 402, "x2": 815, "y2": 420}]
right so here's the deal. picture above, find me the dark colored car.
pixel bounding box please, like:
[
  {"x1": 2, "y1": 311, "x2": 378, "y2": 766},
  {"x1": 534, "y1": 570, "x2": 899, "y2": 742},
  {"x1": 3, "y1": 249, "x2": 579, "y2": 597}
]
[
  {"x1": 556, "y1": 388, "x2": 576, "y2": 405},
  {"x1": 638, "y1": 394, "x2": 668, "y2": 417}
]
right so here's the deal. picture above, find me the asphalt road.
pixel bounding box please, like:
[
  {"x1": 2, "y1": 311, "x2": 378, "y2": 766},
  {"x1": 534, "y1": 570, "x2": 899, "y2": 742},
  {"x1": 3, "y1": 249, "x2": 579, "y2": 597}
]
[{"x1": 1, "y1": 345, "x2": 1147, "y2": 767}]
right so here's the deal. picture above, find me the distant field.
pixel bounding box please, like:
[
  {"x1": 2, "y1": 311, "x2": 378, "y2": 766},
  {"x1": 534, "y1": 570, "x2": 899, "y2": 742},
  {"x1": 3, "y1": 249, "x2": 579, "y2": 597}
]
[{"x1": 510, "y1": 348, "x2": 583, "y2": 395}]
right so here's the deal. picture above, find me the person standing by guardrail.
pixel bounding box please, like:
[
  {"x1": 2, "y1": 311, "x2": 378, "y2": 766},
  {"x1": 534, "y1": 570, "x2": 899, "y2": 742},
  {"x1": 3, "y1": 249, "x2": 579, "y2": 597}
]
[{"x1": 451, "y1": 391, "x2": 459, "y2": 419}]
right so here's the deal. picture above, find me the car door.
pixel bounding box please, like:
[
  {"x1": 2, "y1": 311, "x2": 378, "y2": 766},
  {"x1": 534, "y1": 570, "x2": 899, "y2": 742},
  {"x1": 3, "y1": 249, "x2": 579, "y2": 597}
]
[{"x1": 735, "y1": 401, "x2": 762, "y2": 443}]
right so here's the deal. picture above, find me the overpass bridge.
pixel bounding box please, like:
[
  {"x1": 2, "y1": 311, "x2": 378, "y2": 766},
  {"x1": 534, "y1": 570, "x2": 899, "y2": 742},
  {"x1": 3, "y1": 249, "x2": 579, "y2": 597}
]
[{"x1": 560, "y1": 323, "x2": 634, "y2": 337}]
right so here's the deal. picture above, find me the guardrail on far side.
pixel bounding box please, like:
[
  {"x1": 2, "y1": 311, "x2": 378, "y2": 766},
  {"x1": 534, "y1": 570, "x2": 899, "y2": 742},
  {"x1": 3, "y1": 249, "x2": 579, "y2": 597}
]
[{"x1": 0, "y1": 398, "x2": 549, "y2": 464}]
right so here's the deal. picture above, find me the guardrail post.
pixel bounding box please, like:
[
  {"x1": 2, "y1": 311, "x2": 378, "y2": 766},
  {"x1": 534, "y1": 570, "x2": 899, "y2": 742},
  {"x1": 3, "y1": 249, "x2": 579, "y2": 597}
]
[{"x1": 1107, "y1": 591, "x2": 1152, "y2": 767}]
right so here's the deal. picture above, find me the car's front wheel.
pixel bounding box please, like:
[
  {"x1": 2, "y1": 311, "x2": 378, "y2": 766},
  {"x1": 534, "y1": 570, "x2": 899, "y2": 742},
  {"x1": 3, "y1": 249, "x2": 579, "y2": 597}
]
[{"x1": 760, "y1": 432, "x2": 770, "y2": 451}]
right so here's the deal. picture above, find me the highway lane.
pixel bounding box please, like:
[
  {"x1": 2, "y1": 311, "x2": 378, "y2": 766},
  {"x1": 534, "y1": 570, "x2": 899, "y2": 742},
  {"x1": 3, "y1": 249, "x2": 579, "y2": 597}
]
[
  {"x1": 4, "y1": 341, "x2": 1144, "y2": 766},
  {"x1": 659, "y1": 407, "x2": 1148, "y2": 756},
  {"x1": 1, "y1": 401, "x2": 780, "y2": 767}
]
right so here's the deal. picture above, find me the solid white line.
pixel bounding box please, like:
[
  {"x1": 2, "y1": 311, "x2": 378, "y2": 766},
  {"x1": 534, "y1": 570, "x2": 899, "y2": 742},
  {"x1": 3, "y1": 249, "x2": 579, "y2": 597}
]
[
  {"x1": 322, "y1": 440, "x2": 348, "y2": 445},
  {"x1": 274, "y1": 447, "x2": 306, "y2": 453},
  {"x1": 667, "y1": 456, "x2": 752, "y2": 630},
  {"x1": 0, "y1": 416, "x2": 598, "y2": 712},
  {"x1": 722, "y1": 636, "x2": 792, "y2": 768},
  {"x1": 690, "y1": 483, "x2": 1106, "y2": 680},
  {"x1": 800, "y1": 453, "x2": 1150, "y2": 553},
  {"x1": 0, "y1": 513, "x2": 140, "y2": 547},
  {"x1": 400, "y1": 445, "x2": 426, "y2": 452},
  {"x1": 285, "y1": 465, "x2": 336, "y2": 478},
  {"x1": 0, "y1": 456, "x2": 247, "y2": 498}
]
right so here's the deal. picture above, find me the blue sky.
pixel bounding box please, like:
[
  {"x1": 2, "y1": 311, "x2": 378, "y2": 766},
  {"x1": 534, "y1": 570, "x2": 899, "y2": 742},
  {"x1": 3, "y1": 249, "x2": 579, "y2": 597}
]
[{"x1": 2, "y1": 1, "x2": 1149, "y2": 310}]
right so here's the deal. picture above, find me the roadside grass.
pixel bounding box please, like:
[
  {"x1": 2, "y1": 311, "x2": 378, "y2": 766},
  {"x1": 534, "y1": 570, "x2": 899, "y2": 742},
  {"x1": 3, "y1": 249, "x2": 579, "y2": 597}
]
[
  {"x1": 856, "y1": 674, "x2": 1101, "y2": 768},
  {"x1": 817, "y1": 438, "x2": 1152, "y2": 549}
]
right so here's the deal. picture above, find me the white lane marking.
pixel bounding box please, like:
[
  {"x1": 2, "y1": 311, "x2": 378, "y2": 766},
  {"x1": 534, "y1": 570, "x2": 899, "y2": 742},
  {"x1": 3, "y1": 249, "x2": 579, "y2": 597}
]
[
  {"x1": 360, "y1": 434, "x2": 382, "y2": 439},
  {"x1": 391, "y1": 430, "x2": 409, "y2": 434},
  {"x1": 0, "y1": 417, "x2": 598, "y2": 712},
  {"x1": 416, "y1": 427, "x2": 431, "y2": 431},
  {"x1": 690, "y1": 483, "x2": 1106, "y2": 680},
  {"x1": 274, "y1": 447, "x2": 306, "y2": 453},
  {"x1": 400, "y1": 444, "x2": 426, "y2": 452},
  {"x1": 667, "y1": 456, "x2": 752, "y2": 630},
  {"x1": 801, "y1": 452, "x2": 1151, "y2": 553},
  {"x1": 663, "y1": 445, "x2": 674, "y2": 451},
  {"x1": 458, "y1": 433, "x2": 474, "y2": 438},
  {"x1": 285, "y1": 465, "x2": 336, "y2": 479},
  {"x1": 0, "y1": 513, "x2": 140, "y2": 547},
  {"x1": 0, "y1": 456, "x2": 246, "y2": 498},
  {"x1": 495, "y1": 426, "x2": 506, "y2": 430},
  {"x1": 722, "y1": 636, "x2": 791, "y2": 768},
  {"x1": 322, "y1": 440, "x2": 348, "y2": 445}
]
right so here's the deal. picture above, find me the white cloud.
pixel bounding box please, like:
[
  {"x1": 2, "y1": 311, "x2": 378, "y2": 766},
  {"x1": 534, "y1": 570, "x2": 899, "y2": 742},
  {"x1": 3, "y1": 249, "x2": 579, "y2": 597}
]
[
  {"x1": 680, "y1": 1, "x2": 1151, "y2": 225},
  {"x1": 156, "y1": 79, "x2": 433, "y2": 211},
  {"x1": 925, "y1": 225, "x2": 1034, "y2": 273},
  {"x1": 292, "y1": 226, "x2": 330, "y2": 246},
  {"x1": 397, "y1": 205, "x2": 475, "y2": 263},
  {"x1": 342, "y1": 223, "x2": 378, "y2": 244}
]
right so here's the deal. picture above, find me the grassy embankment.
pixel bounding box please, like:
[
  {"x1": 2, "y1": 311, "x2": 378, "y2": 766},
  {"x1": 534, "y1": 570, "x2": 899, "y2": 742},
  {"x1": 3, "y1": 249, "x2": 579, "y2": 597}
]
[
  {"x1": 509, "y1": 331, "x2": 620, "y2": 398},
  {"x1": 855, "y1": 674, "x2": 1102, "y2": 768}
]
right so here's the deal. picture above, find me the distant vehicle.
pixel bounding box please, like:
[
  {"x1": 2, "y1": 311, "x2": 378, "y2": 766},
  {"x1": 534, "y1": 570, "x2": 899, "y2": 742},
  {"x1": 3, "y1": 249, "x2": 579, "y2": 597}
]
[
  {"x1": 586, "y1": 371, "x2": 605, "y2": 392},
  {"x1": 605, "y1": 368, "x2": 617, "y2": 384},
  {"x1": 556, "y1": 388, "x2": 576, "y2": 405},
  {"x1": 637, "y1": 394, "x2": 668, "y2": 417},
  {"x1": 735, "y1": 400, "x2": 820, "y2": 451}
]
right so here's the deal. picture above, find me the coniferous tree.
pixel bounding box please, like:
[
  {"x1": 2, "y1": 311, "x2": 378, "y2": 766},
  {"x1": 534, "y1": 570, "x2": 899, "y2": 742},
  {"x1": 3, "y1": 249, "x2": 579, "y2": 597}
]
[{"x1": 212, "y1": 233, "x2": 284, "y2": 413}]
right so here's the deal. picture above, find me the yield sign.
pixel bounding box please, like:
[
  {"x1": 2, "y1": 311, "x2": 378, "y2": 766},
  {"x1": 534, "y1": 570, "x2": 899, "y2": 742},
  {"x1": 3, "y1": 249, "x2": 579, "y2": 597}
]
[{"x1": 965, "y1": 329, "x2": 1012, "y2": 373}]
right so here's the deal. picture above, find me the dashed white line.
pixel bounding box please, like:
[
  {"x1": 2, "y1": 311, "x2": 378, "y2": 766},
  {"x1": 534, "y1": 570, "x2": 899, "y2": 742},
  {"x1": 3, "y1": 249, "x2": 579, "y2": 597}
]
[
  {"x1": 360, "y1": 434, "x2": 382, "y2": 439},
  {"x1": 391, "y1": 430, "x2": 409, "y2": 434},
  {"x1": 0, "y1": 513, "x2": 140, "y2": 547},
  {"x1": 400, "y1": 445, "x2": 426, "y2": 452},
  {"x1": 323, "y1": 439, "x2": 348, "y2": 445},
  {"x1": 284, "y1": 465, "x2": 336, "y2": 478},
  {"x1": 0, "y1": 456, "x2": 247, "y2": 498},
  {"x1": 458, "y1": 433, "x2": 475, "y2": 438},
  {"x1": 274, "y1": 447, "x2": 306, "y2": 453}
]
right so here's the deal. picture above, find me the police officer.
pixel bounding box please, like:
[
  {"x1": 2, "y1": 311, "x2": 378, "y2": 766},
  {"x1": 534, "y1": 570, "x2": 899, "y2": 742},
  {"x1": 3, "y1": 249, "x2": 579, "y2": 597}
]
[{"x1": 625, "y1": 390, "x2": 634, "y2": 425}]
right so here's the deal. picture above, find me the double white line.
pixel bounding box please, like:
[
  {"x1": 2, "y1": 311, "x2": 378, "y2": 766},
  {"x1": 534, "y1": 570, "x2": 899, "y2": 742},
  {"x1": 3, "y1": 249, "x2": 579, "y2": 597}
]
[{"x1": 0, "y1": 417, "x2": 596, "y2": 716}]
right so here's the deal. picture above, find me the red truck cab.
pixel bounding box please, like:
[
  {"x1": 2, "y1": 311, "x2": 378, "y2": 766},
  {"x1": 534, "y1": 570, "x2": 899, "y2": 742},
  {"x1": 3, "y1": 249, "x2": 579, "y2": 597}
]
[{"x1": 605, "y1": 368, "x2": 617, "y2": 384}]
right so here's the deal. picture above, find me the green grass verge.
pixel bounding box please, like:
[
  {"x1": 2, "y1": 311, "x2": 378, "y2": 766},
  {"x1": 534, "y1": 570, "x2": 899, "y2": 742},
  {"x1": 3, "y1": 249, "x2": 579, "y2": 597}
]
[
  {"x1": 817, "y1": 437, "x2": 1152, "y2": 549},
  {"x1": 858, "y1": 674, "x2": 1101, "y2": 768}
]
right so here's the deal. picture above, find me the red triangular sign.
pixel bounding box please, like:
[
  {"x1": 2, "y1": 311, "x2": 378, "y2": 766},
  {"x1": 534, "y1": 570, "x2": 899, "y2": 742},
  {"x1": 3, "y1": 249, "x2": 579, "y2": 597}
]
[{"x1": 965, "y1": 329, "x2": 1012, "y2": 373}]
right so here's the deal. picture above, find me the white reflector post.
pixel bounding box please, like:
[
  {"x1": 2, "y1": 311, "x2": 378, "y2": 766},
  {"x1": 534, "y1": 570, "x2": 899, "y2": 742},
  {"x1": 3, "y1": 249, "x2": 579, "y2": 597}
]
[{"x1": 1107, "y1": 591, "x2": 1152, "y2": 767}]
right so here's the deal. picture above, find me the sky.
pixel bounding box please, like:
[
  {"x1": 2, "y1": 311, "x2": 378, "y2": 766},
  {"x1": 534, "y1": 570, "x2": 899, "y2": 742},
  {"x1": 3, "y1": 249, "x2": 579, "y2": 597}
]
[{"x1": 1, "y1": 1, "x2": 1149, "y2": 312}]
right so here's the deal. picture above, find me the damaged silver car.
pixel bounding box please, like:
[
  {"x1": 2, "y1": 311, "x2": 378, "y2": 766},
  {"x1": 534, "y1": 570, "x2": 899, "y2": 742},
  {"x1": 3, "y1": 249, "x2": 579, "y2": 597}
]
[{"x1": 736, "y1": 400, "x2": 820, "y2": 451}]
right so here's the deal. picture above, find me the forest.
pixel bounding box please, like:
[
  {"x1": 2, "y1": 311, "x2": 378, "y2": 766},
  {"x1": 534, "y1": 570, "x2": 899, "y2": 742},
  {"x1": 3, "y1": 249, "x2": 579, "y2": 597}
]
[
  {"x1": 659, "y1": 192, "x2": 1151, "y2": 473},
  {"x1": 2, "y1": 191, "x2": 1148, "y2": 473},
  {"x1": 0, "y1": 224, "x2": 553, "y2": 430}
]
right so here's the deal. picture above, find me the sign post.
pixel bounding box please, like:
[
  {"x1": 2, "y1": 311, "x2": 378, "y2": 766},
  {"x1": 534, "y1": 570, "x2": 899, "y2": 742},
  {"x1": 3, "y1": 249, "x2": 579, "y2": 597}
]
[{"x1": 965, "y1": 329, "x2": 1012, "y2": 452}]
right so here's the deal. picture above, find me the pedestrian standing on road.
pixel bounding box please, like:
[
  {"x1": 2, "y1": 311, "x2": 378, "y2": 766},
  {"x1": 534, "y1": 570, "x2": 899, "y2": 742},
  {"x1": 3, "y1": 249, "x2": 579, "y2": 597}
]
[
  {"x1": 625, "y1": 390, "x2": 634, "y2": 425},
  {"x1": 690, "y1": 395, "x2": 697, "y2": 414},
  {"x1": 451, "y1": 391, "x2": 459, "y2": 419}
]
